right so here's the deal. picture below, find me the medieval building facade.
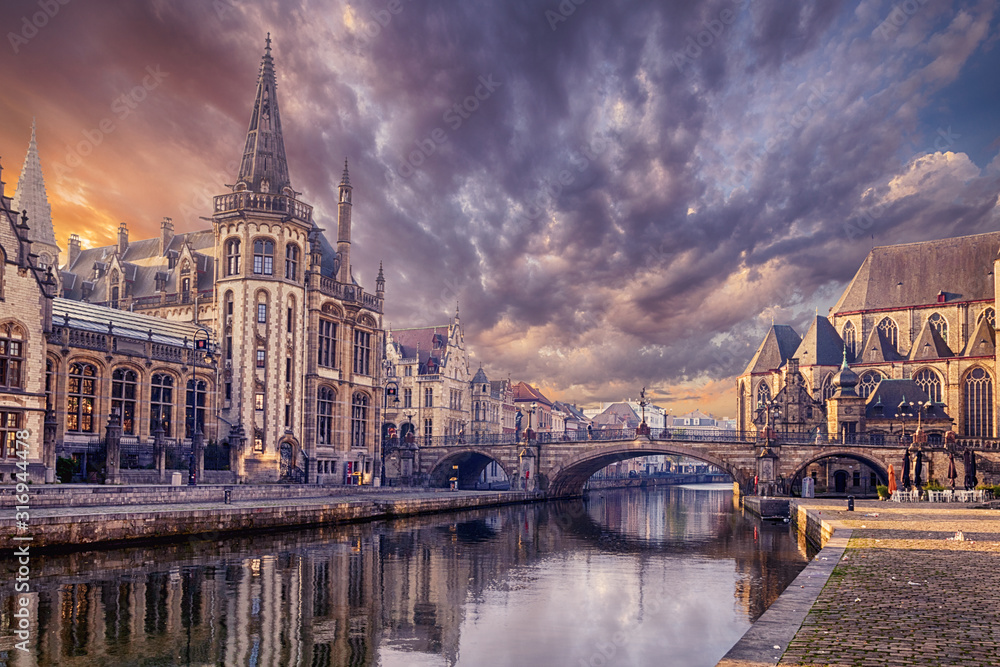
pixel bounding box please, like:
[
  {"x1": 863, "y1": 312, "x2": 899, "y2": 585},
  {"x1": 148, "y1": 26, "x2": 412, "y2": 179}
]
[{"x1": 3, "y1": 39, "x2": 385, "y2": 484}]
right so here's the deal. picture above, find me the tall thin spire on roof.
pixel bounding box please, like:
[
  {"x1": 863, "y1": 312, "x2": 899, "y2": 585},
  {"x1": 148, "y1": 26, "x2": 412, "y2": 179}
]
[
  {"x1": 12, "y1": 119, "x2": 56, "y2": 248},
  {"x1": 236, "y1": 33, "x2": 291, "y2": 194}
]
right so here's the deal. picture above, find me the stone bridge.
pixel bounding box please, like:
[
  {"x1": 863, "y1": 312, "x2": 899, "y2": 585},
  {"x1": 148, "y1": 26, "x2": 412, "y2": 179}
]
[{"x1": 385, "y1": 428, "x2": 1000, "y2": 498}]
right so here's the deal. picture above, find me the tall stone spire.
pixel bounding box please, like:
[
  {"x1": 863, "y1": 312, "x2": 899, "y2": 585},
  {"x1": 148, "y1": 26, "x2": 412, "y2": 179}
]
[
  {"x1": 12, "y1": 119, "x2": 56, "y2": 248},
  {"x1": 236, "y1": 34, "x2": 291, "y2": 195}
]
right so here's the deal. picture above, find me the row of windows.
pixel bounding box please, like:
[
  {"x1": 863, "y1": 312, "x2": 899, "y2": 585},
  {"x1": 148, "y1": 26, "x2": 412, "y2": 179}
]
[
  {"x1": 842, "y1": 308, "x2": 995, "y2": 359},
  {"x1": 316, "y1": 389, "x2": 370, "y2": 449},
  {"x1": 57, "y1": 363, "x2": 206, "y2": 437},
  {"x1": 224, "y1": 238, "x2": 300, "y2": 280}
]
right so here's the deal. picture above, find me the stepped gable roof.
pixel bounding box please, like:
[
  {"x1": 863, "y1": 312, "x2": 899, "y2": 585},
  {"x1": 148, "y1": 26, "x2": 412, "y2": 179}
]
[
  {"x1": 832, "y1": 231, "x2": 1000, "y2": 314},
  {"x1": 471, "y1": 367, "x2": 489, "y2": 384},
  {"x1": 512, "y1": 381, "x2": 553, "y2": 406},
  {"x1": 52, "y1": 297, "x2": 208, "y2": 348},
  {"x1": 962, "y1": 316, "x2": 996, "y2": 357},
  {"x1": 857, "y1": 325, "x2": 903, "y2": 363},
  {"x1": 743, "y1": 324, "x2": 801, "y2": 375},
  {"x1": 865, "y1": 379, "x2": 951, "y2": 421},
  {"x1": 592, "y1": 402, "x2": 640, "y2": 428},
  {"x1": 908, "y1": 319, "x2": 954, "y2": 361},
  {"x1": 793, "y1": 315, "x2": 844, "y2": 367}
]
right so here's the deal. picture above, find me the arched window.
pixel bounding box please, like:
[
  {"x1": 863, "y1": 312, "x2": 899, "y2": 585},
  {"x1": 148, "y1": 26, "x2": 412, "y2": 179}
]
[
  {"x1": 186, "y1": 379, "x2": 207, "y2": 437},
  {"x1": 928, "y1": 313, "x2": 948, "y2": 342},
  {"x1": 964, "y1": 367, "x2": 993, "y2": 437},
  {"x1": 111, "y1": 368, "x2": 138, "y2": 435},
  {"x1": 285, "y1": 243, "x2": 299, "y2": 281},
  {"x1": 253, "y1": 239, "x2": 274, "y2": 275},
  {"x1": 858, "y1": 370, "x2": 883, "y2": 399},
  {"x1": 913, "y1": 368, "x2": 942, "y2": 403},
  {"x1": 822, "y1": 373, "x2": 836, "y2": 401},
  {"x1": 257, "y1": 296, "x2": 268, "y2": 324},
  {"x1": 318, "y1": 387, "x2": 335, "y2": 445},
  {"x1": 978, "y1": 308, "x2": 996, "y2": 328},
  {"x1": 877, "y1": 317, "x2": 898, "y2": 351},
  {"x1": 755, "y1": 381, "x2": 771, "y2": 408},
  {"x1": 225, "y1": 238, "x2": 241, "y2": 276},
  {"x1": 45, "y1": 359, "x2": 54, "y2": 412},
  {"x1": 351, "y1": 392, "x2": 369, "y2": 449},
  {"x1": 842, "y1": 321, "x2": 857, "y2": 361},
  {"x1": 150, "y1": 374, "x2": 174, "y2": 437},
  {"x1": 67, "y1": 363, "x2": 97, "y2": 432},
  {"x1": 0, "y1": 324, "x2": 25, "y2": 390}
]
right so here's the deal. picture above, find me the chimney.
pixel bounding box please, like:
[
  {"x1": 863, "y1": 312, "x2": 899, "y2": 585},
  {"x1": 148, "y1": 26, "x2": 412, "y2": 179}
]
[
  {"x1": 67, "y1": 234, "x2": 81, "y2": 267},
  {"x1": 117, "y1": 222, "x2": 129, "y2": 255},
  {"x1": 160, "y1": 217, "x2": 174, "y2": 255}
]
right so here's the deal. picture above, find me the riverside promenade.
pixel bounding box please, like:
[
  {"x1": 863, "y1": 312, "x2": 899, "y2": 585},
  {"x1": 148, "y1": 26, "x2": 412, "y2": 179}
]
[
  {"x1": 0, "y1": 484, "x2": 542, "y2": 549},
  {"x1": 720, "y1": 498, "x2": 1000, "y2": 667}
]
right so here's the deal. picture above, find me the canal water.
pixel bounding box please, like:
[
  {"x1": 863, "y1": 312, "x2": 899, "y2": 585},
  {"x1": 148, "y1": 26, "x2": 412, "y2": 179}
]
[{"x1": 1, "y1": 485, "x2": 814, "y2": 666}]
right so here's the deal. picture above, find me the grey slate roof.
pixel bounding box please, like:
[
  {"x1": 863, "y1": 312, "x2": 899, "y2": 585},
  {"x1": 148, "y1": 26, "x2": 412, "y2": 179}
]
[
  {"x1": 743, "y1": 325, "x2": 802, "y2": 375},
  {"x1": 471, "y1": 367, "x2": 489, "y2": 384},
  {"x1": 52, "y1": 297, "x2": 208, "y2": 348},
  {"x1": 832, "y1": 231, "x2": 1000, "y2": 314},
  {"x1": 865, "y1": 379, "x2": 951, "y2": 422},
  {"x1": 858, "y1": 326, "x2": 903, "y2": 363},
  {"x1": 908, "y1": 319, "x2": 953, "y2": 360},
  {"x1": 793, "y1": 316, "x2": 844, "y2": 367},
  {"x1": 592, "y1": 402, "x2": 640, "y2": 428},
  {"x1": 963, "y1": 316, "x2": 996, "y2": 357}
]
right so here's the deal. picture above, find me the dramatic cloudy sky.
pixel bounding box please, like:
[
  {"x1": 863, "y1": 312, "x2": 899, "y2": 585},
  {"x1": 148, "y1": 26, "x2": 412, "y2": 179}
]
[{"x1": 1, "y1": 0, "x2": 998, "y2": 416}]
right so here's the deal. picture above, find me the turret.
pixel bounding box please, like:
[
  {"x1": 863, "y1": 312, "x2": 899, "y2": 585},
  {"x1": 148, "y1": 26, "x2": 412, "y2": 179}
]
[
  {"x1": 376, "y1": 261, "x2": 385, "y2": 297},
  {"x1": 336, "y1": 159, "x2": 352, "y2": 283}
]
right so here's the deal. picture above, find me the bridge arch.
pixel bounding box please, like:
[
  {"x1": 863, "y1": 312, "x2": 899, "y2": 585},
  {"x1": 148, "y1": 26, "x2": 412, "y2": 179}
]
[
  {"x1": 786, "y1": 449, "x2": 892, "y2": 492},
  {"x1": 425, "y1": 448, "x2": 514, "y2": 489},
  {"x1": 546, "y1": 441, "x2": 747, "y2": 498}
]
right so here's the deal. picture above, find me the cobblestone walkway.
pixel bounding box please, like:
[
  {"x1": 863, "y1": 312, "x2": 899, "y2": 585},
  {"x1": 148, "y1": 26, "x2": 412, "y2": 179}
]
[{"x1": 778, "y1": 500, "x2": 1000, "y2": 667}]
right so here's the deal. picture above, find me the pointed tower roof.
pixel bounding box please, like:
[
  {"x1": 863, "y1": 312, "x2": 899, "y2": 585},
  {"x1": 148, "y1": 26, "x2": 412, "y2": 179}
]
[
  {"x1": 471, "y1": 367, "x2": 489, "y2": 384},
  {"x1": 236, "y1": 34, "x2": 291, "y2": 195},
  {"x1": 908, "y1": 319, "x2": 953, "y2": 361},
  {"x1": 12, "y1": 120, "x2": 56, "y2": 247},
  {"x1": 340, "y1": 159, "x2": 351, "y2": 187},
  {"x1": 743, "y1": 325, "x2": 801, "y2": 375},
  {"x1": 793, "y1": 315, "x2": 844, "y2": 367},
  {"x1": 962, "y1": 316, "x2": 996, "y2": 357}
]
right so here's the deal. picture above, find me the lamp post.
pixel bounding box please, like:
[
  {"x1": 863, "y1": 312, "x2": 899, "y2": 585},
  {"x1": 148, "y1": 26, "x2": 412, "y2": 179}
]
[{"x1": 187, "y1": 325, "x2": 213, "y2": 486}]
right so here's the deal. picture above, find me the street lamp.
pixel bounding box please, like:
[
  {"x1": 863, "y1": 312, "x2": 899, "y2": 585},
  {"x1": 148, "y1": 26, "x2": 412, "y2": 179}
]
[{"x1": 187, "y1": 325, "x2": 213, "y2": 486}]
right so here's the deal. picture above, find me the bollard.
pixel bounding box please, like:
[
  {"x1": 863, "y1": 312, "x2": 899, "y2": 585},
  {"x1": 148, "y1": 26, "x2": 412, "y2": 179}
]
[
  {"x1": 847, "y1": 495, "x2": 855, "y2": 511},
  {"x1": 224, "y1": 488, "x2": 232, "y2": 504}
]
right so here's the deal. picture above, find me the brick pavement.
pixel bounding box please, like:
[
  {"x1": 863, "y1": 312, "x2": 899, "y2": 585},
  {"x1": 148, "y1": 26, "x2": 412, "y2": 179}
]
[{"x1": 777, "y1": 500, "x2": 1000, "y2": 667}]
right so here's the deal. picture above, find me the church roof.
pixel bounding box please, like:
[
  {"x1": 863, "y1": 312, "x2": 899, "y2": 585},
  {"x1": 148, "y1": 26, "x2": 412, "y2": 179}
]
[
  {"x1": 12, "y1": 120, "x2": 57, "y2": 248},
  {"x1": 832, "y1": 231, "x2": 1000, "y2": 314},
  {"x1": 743, "y1": 324, "x2": 801, "y2": 375},
  {"x1": 865, "y1": 379, "x2": 951, "y2": 422},
  {"x1": 793, "y1": 315, "x2": 844, "y2": 367},
  {"x1": 908, "y1": 319, "x2": 953, "y2": 361},
  {"x1": 858, "y1": 325, "x2": 903, "y2": 364},
  {"x1": 962, "y1": 315, "x2": 996, "y2": 357},
  {"x1": 236, "y1": 34, "x2": 291, "y2": 195}
]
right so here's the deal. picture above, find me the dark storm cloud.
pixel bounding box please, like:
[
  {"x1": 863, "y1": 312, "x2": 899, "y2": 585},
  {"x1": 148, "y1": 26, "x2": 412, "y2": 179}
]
[{"x1": 0, "y1": 0, "x2": 997, "y2": 411}]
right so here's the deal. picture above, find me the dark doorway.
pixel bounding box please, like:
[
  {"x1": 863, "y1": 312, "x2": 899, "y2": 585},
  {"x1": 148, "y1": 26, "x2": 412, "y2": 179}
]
[{"x1": 834, "y1": 470, "x2": 848, "y2": 493}]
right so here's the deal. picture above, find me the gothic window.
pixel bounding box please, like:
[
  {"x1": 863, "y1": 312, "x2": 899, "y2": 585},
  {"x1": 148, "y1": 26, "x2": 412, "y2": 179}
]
[
  {"x1": 928, "y1": 313, "x2": 948, "y2": 343},
  {"x1": 318, "y1": 320, "x2": 337, "y2": 368},
  {"x1": 353, "y1": 330, "x2": 371, "y2": 375},
  {"x1": 317, "y1": 386, "x2": 335, "y2": 445},
  {"x1": 285, "y1": 243, "x2": 299, "y2": 281},
  {"x1": 913, "y1": 368, "x2": 942, "y2": 403},
  {"x1": 67, "y1": 362, "x2": 97, "y2": 432},
  {"x1": 0, "y1": 410, "x2": 22, "y2": 459},
  {"x1": 877, "y1": 317, "x2": 898, "y2": 351},
  {"x1": 253, "y1": 239, "x2": 274, "y2": 275},
  {"x1": 0, "y1": 324, "x2": 24, "y2": 389},
  {"x1": 964, "y1": 367, "x2": 993, "y2": 438},
  {"x1": 110, "y1": 285, "x2": 120, "y2": 309},
  {"x1": 858, "y1": 370, "x2": 883, "y2": 399},
  {"x1": 224, "y1": 326, "x2": 232, "y2": 361},
  {"x1": 225, "y1": 238, "x2": 241, "y2": 276},
  {"x1": 150, "y1": 374, "x2": 173, "y2": 437},
  {"x1": 755, "y1": 381, "x2": 771, "y2": 408},
  {"x1": 822, "y1": 373, "x2": 836, "y2": 401},
  {"x1": 978, "y1": 308, "x2": 996, "y2": 329},
  {"x1": 111, "y1": 368, "x2": 138, "y2": 435},
  {"x1": 842, "y1": 321, "x2": 857, "y2": 360},
  {"x1": 45, "y1": 359, "x2": 53, "y2": 412},
  {"x1": 424, "y1": 387, "x2": 434, "y2": 408},
  {"x1": 351, "y1": 392, "x2": 368, "y2": 449},
  {"x1": 186, "y1": 379, "x2": 207, "y2": 437}
]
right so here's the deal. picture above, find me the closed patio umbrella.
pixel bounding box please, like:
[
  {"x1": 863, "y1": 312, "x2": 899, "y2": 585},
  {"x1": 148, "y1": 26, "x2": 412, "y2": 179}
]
[
  {"x1": 902, "y1": 451, "x2": 911, "y2": 490},
  {"x1": 970, "y1": 451, "x2": 978, "y2": 489},
  {"x1": 964, "y1": 449, "x2": 975, "y2": 490},
  {"x1": 947, "y1": 453, "x2": 957, "y2": 490},
  {"x1": 913, "y1": 450, "x2": 923, "y2": 490},
  {"x1": 887, "y1": 463, "x2": 897, "y2": 495}
]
